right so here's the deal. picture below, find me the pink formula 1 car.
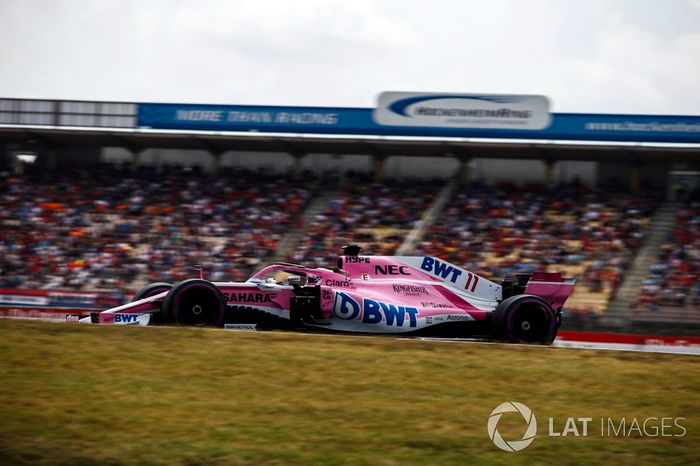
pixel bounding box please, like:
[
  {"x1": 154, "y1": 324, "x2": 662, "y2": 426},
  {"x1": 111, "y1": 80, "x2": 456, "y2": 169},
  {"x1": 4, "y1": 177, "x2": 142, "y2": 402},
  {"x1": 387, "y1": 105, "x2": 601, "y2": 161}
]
[{"x1": 76, "y1": 246, "x2": 575, "y2": 344}]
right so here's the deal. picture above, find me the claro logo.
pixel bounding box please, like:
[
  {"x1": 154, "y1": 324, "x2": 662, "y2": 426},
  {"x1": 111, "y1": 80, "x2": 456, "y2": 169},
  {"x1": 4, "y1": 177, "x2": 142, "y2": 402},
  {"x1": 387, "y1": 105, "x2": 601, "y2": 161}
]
[{"x1": 487, "y1": 402, "x2": 537, "y2": 452}]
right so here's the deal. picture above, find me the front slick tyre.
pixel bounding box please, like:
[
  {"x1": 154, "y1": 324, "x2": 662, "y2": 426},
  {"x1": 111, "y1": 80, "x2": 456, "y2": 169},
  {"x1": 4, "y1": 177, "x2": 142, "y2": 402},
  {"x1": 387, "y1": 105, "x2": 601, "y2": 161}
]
[
  {"x1": 162, "y1": 279, "x2": 226, "y2": 327},
  {"x1": 132, "y1": 282, "x2": 173, "y2": 301}
]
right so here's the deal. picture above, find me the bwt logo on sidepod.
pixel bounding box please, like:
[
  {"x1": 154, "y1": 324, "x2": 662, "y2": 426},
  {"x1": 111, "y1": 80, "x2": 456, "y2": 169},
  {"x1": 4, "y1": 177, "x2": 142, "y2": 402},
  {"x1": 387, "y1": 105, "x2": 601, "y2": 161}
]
[
  {"x1": 333, "y1": 292, "x2": 419, "y2": 328},
  {"x1": 333, "y1": 292, "x2": 361, "y2": 320}
]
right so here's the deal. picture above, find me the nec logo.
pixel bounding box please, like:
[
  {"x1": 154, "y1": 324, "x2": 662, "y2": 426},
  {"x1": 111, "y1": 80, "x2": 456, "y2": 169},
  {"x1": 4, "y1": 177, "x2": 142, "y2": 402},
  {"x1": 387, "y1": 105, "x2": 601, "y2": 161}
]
[
  {"x1": 374, "y1": 265, "x2": 410, "y2": 276},
  {"x1": 114, "y1": 314, "x2": 139, "y2": 324}
]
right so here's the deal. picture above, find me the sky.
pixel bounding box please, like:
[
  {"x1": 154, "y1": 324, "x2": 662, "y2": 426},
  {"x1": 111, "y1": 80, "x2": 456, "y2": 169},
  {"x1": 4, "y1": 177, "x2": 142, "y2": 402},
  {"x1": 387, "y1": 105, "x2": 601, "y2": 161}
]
[{"x1": 0, "y1": 0, "x2": 699, "y2": 115}]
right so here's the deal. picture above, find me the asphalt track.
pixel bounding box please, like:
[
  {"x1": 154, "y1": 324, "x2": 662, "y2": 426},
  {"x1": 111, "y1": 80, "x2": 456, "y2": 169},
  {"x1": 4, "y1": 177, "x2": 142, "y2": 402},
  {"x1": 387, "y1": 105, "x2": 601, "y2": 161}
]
[{"x1": 414, "y1": 336, "x2": 700, "y2": 356}]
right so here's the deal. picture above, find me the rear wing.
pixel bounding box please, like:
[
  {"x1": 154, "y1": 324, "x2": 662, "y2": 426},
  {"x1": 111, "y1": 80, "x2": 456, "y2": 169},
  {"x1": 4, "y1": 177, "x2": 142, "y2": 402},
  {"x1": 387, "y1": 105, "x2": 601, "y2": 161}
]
[{"x1": 523, "y1": 272, "x2": 576, "y2": 310}]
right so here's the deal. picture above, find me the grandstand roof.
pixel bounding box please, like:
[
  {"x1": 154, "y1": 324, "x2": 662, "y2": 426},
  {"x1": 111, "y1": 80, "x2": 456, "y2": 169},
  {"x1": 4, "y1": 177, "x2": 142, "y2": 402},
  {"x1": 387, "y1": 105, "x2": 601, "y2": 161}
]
[
  {"x1": 1, "y1": 125, "x2": 699, "y2": 163},
  {"x1": 1, "y1": 97, "x2": 699, "y2": 162}
]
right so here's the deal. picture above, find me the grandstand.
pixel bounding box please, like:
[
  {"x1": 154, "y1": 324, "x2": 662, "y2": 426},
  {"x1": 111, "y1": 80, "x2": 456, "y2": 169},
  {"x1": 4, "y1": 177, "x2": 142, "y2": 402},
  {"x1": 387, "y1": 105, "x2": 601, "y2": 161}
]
[
  {"x1": 0, "y1": 167, "x2": 315, "y2": 293},
  {"x1": 1, "y1": 96, "x2": 700, "y2": 333},
  {"x1": 632, "y1": 201, "x2": 700, "y2": 325},
  {"x1": 413, "y1": 182, "x2": 657, "y2": 318},
  {"x1": 288, "y1": 176, "x2": 444, "y2": 267}
]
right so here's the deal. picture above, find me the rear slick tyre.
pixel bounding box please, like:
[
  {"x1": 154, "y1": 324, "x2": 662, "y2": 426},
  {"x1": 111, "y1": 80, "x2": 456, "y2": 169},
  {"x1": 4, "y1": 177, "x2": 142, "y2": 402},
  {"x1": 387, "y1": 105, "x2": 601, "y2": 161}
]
[{"x1": 493, "y1": 294, "x2": 557, "y2": 345}]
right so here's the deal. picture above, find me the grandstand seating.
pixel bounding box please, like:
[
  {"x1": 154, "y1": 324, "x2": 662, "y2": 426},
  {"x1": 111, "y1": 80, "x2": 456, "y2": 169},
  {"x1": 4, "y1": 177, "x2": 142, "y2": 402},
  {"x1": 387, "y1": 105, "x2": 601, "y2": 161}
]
[
  {"x1": 288, "y1": 175, "x2": 443, "y2": 267},
  {"x1": 0, "y1": 167, "x2": 315, "y2": 293},
  {"x1": 633, "y1": 202, "x2": 700, "y2": 321},
  {"x1": 0, "y1": 168, "x2": 670, "y2": 322},
  {"x1": 413, "y1": 182, "x2": 657, "y2": 315}
]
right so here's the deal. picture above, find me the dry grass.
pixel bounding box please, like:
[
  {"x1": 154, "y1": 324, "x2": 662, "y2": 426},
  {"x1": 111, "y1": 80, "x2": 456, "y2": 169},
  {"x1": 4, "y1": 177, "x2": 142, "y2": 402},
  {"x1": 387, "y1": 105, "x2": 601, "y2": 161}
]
[{"x1": 0, "y1": 319, "x2": 698, "y2": 465}]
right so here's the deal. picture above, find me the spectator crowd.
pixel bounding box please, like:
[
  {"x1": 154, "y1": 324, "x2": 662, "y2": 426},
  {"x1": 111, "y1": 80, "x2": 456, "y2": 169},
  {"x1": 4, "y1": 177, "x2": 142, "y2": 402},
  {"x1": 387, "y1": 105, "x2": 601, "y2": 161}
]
[
  {"x1": 1, "y1": 166, "x2": 668, "y2": 321},
  {"x1": 414, "y1": 182, "x2": 657, "y2": 315},
  {"x1": 0, "y1": 167, "x2": 314, "y2": 294},
  {"x1": 288, "y1": 175, "x2": 443, "y2": 267},
  {"x1": 637, "y1": 202, "x2": 700, "y2": 310}
]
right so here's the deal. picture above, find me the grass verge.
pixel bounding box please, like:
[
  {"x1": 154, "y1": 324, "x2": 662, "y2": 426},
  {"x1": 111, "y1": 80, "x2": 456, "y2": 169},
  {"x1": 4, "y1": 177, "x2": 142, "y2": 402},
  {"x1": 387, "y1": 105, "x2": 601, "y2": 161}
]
[{"x1": 0, "y1": 319, "x2": 698, "y2": 465}]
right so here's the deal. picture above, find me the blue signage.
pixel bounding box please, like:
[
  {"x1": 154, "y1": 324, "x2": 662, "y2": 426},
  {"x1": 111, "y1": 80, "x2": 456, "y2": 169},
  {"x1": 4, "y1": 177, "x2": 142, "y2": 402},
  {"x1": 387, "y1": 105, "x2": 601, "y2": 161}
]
[{"x1": 137, "y1": 103, "x2": 700, "y2": 144}]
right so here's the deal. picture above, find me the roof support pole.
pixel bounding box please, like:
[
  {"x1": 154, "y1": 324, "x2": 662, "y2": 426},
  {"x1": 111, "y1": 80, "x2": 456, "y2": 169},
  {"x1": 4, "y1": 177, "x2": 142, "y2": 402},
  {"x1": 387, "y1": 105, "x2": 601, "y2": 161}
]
[
  {"x1": 210, "y1": 151, "x2": 226, "y2": 177},
  {"x1": 13, "y1": 152, "x2": 23, "y2": 175},
  {"x1": 374, "y1": 155, "x2": 387, "y2": 182},
  {"x1": 629, "y1": 164, "x2": 641, "y2": 193},
  {"x1": 543, "y1": 159, "x2": 556, "y2": 186},
  {"x1": 46, "y1": 148, "x2": 57, "y2": 171},
  {"x1": 290, "y1": 152, "x2": 306, "y2": 179},
  {"x1": 0, "y1": 144, "x2": 9, "y2": 171},
  {"x1": 457, "y1": 156, "x2": 471, "y2": 184},
  {"x1": 130, "y1": 149, "x2": 142, "y2": 173}
]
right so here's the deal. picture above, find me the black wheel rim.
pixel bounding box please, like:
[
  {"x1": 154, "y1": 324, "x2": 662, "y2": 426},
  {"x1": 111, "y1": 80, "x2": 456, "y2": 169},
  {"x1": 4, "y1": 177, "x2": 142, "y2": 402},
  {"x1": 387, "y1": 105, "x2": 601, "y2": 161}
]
[
  {"x1": 173, "y1": 285, "x2": 222, "y2": 326},
  {"x1": 508, "y1": 303, "x2": 551, "y2": 343}
]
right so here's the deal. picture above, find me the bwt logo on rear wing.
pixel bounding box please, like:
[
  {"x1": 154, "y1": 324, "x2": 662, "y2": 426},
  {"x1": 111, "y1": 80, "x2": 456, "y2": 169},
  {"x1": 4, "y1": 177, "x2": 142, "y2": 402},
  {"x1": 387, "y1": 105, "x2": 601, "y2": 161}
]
[{"x1": 396, "y1": 257, "x2": 501, "y2": 300}]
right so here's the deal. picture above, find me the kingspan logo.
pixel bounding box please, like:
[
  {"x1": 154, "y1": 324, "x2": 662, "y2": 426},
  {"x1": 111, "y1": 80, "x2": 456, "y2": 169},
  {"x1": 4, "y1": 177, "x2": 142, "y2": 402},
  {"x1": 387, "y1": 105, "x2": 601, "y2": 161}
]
[
  {"x1": 487, "y1": 402, "x2": 538, "y2": 452},
  {"x1": 374, "y1": 92, "x2": 551, "y2": 130}
]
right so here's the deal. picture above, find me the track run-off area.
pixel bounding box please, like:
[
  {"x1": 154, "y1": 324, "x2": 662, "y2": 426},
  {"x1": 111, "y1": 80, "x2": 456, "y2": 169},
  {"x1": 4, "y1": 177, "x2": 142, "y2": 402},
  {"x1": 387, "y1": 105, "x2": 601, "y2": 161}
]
[
  {"x1": 2, "y1": 315, "x2": 699, "y2": 356},
  {"x1": 1, "y1": 318, "x2": 698, "y2": 465}
]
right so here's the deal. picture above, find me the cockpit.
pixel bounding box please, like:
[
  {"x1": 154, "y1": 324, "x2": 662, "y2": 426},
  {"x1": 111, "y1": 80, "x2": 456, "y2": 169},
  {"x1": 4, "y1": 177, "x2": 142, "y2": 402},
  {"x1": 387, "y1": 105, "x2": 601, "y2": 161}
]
[{"x1": 256, "y1": 269, "x2": 310, "y2": 287}]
